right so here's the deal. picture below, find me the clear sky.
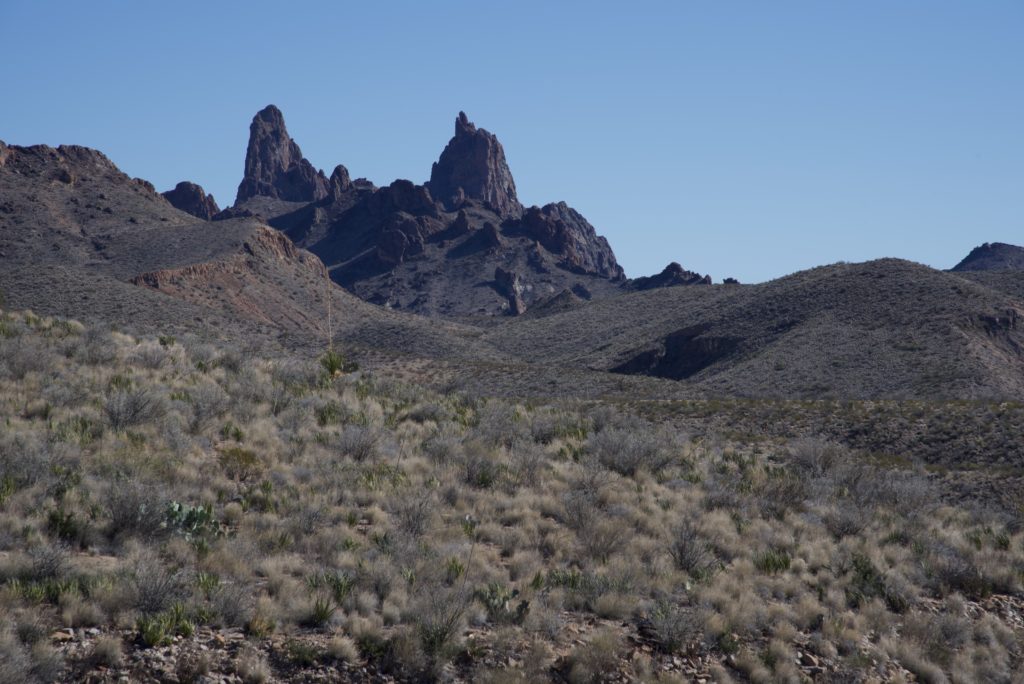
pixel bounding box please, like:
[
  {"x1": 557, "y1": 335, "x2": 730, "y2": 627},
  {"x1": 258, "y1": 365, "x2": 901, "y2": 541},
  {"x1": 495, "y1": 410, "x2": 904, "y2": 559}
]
[{"x1": 2, "y1": 1, "x2": 1021, "y2": 282}]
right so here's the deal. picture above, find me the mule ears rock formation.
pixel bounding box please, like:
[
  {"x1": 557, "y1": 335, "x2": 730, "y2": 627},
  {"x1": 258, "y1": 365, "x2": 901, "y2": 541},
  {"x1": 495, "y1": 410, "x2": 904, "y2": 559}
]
[
  {"x1": 162, "y1": 181, "x2": 220, "y2": 220},
  {"x1": 235, "y1": 105, "x2": 329, "y2": 204},
  {"x1": 427, "y1": 111, "x2": 522, "y2": 218}
]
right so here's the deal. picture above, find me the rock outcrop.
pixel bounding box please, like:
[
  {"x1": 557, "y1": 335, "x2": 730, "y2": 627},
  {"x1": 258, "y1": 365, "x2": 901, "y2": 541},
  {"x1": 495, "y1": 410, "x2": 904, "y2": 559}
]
[
  {"x1": 627, "y1": 262, "x2": 711, "y2": 290},
  {"x1": 427, "y1": 112, "x2": 522, "y2": 218},
  {"x1": 235, "y1": 105, "x2": 329, "y2": 204},
  {"x1": 514, "y1": 203, "x2": 624, "y2": 280},
  {"x1": 951, "y1": 242, "x2": 1024, "y2": 272},
  {"x1": 162, "y1": 181, "x2": 220, "y2": 220},
  {"x1": 494, "y1": 267, "x2": 527, "y2": 315},
  {"x1": 221, "y1": 105, "x2": 676, "y2": 316}
]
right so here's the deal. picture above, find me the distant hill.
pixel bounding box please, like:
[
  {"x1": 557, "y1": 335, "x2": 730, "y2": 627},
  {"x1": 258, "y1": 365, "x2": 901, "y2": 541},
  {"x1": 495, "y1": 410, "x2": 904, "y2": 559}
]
[
  {"x1": 951, "y1": 242, "x2": 1024, "y2": 272},
  {"x1": 483, "y1": 259, "x2": 1024, "y2": 399}
]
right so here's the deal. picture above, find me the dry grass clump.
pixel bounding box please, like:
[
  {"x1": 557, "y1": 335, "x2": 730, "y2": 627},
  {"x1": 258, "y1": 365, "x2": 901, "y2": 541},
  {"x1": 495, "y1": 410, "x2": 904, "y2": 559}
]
[{"x1": 0, "y1": 308, "x2": 1021, "y2": 681}]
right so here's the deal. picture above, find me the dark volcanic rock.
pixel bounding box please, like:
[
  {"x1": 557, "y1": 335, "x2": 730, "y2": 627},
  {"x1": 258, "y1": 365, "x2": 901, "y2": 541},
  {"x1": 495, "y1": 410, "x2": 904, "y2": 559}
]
[
  {"x1": 162, "y1": 181, "x2": 220, "y2": 220},
  {"x1": 212, "y1": 206, "x2": 258, "y2": 222},
  {"x1": 428, "y1": 112, "x2": 522, "y2": 218},
  {"x1": 328, "y1": 165, "x2": 351, "y2": 200},
  {"x1": 494, "y1": 267, "x2": 527, "y2": 315},
  {"x1": 235, "y1": 105, "x2": 329, "y2": 204},
  {"x1": 220, "y1": 108, "x2": 633, "y2": 317},
  {"x1": 513, "y1": 203, "x2": 624, "y2": 280},
  {"x1": 951, "y1": 242, "x2": 1024, "y2": 272},
  {"x1": 627, "y1": 262, "x2": 711, "y2": 291}
]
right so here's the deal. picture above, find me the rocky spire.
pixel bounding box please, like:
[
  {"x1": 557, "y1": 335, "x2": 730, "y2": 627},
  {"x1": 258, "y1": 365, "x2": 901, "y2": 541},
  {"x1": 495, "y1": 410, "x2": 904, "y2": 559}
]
[
  {"x1": 234, "y1": 105, "x2": 329, "y2": 205},
  {"x1": 162, "y1": 181, "x2": 220, "y2": 220},
  {"x1": 427, "y1": 111, "x2": 522, "y2": 218}
]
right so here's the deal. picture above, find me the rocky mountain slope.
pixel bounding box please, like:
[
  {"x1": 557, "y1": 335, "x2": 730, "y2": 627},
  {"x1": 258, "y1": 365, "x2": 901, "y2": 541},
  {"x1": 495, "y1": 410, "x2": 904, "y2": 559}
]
[
  {"x1": 161, "y1": 181, "x2": 220, "y2": 220},
  {"x1": 951, "y1": 241, "x2": 1024, "y2": 272},
  {"x1": 3, "y1": 131, "x2": 1024, "y2": 403},
  {"x1": 222, "y1": 106, "x2": 704, "y2": 317},
  {"x1": 0, "y1": 139, "x2": 507, "y2": 365},
  {"x1": 483, "y1": 259, "x2": 1024, "y2": 399}
]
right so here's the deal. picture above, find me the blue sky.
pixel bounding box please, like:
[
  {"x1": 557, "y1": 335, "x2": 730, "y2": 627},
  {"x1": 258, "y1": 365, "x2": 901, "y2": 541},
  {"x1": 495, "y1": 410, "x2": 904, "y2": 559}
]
[{"x1": 2, "y1": 1, "x2": 1021, "y2": 282}]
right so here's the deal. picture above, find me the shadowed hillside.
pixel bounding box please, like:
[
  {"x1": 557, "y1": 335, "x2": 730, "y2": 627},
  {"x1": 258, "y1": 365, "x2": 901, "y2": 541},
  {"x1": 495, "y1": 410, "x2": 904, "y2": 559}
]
[{"x1": 483, "y1": 259, "x2": 1024, "y2": 399}]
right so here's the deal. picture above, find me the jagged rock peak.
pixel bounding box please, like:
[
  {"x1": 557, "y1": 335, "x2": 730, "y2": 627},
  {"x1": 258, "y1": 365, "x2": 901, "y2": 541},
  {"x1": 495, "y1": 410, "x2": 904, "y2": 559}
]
[
  {"x1": 235, "y1": 104, "x2": 329, "y2": 205},
  {"x1": 428, "y1": 111, "x2": 522, "y2": 218},
  {"x1": 162, "y1": 181, "x2": 220, "y2": 220},
  {"x1": 517, "y1": 203, "x2": 625, "y2": 281},
  {"x1": 627, "y1": 262, "x2": 712, "y2": 291}
]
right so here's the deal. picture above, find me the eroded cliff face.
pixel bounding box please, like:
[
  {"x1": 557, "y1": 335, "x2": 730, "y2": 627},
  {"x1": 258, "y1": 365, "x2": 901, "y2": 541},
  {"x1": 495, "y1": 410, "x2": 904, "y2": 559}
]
[
  {"x1": 132, "y1": 225, "x2": 331, "y2": 328},
  {"x1": 427, "y1": 111, "x2": 522, "y2": 219},
  {"x1": 235, "y1": 105, "x2": 329, "y2": 204},
  {"x1": 223, "y1": 107, "x2": 655, "y2": 316},
  {"x1": 162, "y1": 181, "x2": 220, "y2": 220}
]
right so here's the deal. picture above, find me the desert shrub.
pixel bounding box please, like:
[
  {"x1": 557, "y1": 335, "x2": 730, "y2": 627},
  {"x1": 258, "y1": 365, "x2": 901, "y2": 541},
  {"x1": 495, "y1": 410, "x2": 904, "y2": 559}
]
[
  {"x1": 90, "y1": 635, "x2": 123, "y2": 667},
  {"x1": 128, "y1": 553, "x2": 190, "y2": 615},
  {"x1": 563, "y1": 628, "x2": 623, "y2": 684},
  {"x1": 586, "y1": 405, "x2": 622, "y2": 433},
  {"x1": 28, "y1": 642, "x2": 63, "y2": 682},
  {"x1": 824, "y1": 500, "x2": 873, "y2": 538},
  {"x1": 422, "y1": 428, "x2": 461, "y2": 465},
  {"x1": 337, "y1": 425, "x2": 380, "y2": 463},
  {"x1": 668, "y1": 523, "x2": 717, "y2": 580},
  {"x1": 0, "y1": 628, "x2": 32, "y2": 683},
  {"x1": 0, "y1": 434, "x2": 53, "y2": 492},
  {"x1": 926, "y1": 542, "x2": 992, "y2": 599},
  {"x1": 160, "y1": 415, "x2": 192, "y2": 457},
  {"x1": 845, "y1": 552, "x2": 910, "y2": 612},
  {"x1": 402, "y1": 401, "x2": 450, "y2": 425},
  {"x1": 131, "y1": 342, "x2": 169, "y2": 370},
  {"x1": 578, "y1": 517, "x2": 628, "y2": 564},
  {"x1": 409, "y1": 584, "x2": 469, "y2": 661},
  {"x1": 26, "y1": 543, "x2": 69, "y2": 582},
  {"x1": 461, "y1": 441, "x2": 503, "y2": 489},
  {"x1": 644, "y1": 599, "x2": 700, "y2": 653},
  {"x1": 788, "y1": 437, "x2": 843, "y2": 476},
  {"x1": 206, "y1": 581, "x2": 254, "y2": 628},
  {"x1": 187, "y1": 342, "x2": 219, "y2": 371},
  {"x1": 585, "y1": 425, "x2": 677, "y2": 476},
  {"x1": 75, "y1": 327, "x2": 117, "y2": 365},
  {"x1": 187, "y1": 381, "x2": 231, "y2": 433},
  {"x1": 217, "y1": 349, "x2": 244, "y2": 374},
  {"x1": 106, "y1": 480, "x2": 167, "y2": 540},
  {"x1": 235, "y1": 647, "x2": 271, "y2": 683},
  {"x1": 104, "y1": 388, "x2": 164, "y2": 431},
  {"x1": 560, "y1": 463, "x2": 612, "y2": 531},
  {"x1": 509, "y1": 441, "x2": 547, "y2": 485},
  {"x1": 752, "y1": 467, "x2": 807, "y2": 518},
  {"x1": 530, "y1": 410, "x2": 588, "y2": 444},
  {"x1": 272, "y1": 359, "x2": 319, "y2": 391},
  {"x1": 474, "y1": 402, "x2": 528, "y2": 448},
  {"x1": 0, "y1": 335, "x2": 52, "y2": 379},
  {"x1": 176, "y1": 649, "x2": 213, "y2": 683},
  {"x1": 390, "y1": 491, "x2": 435, "y2": 539},
  {"x1": 219, "y1": 447, "x2": 263, "y2": 481}
]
